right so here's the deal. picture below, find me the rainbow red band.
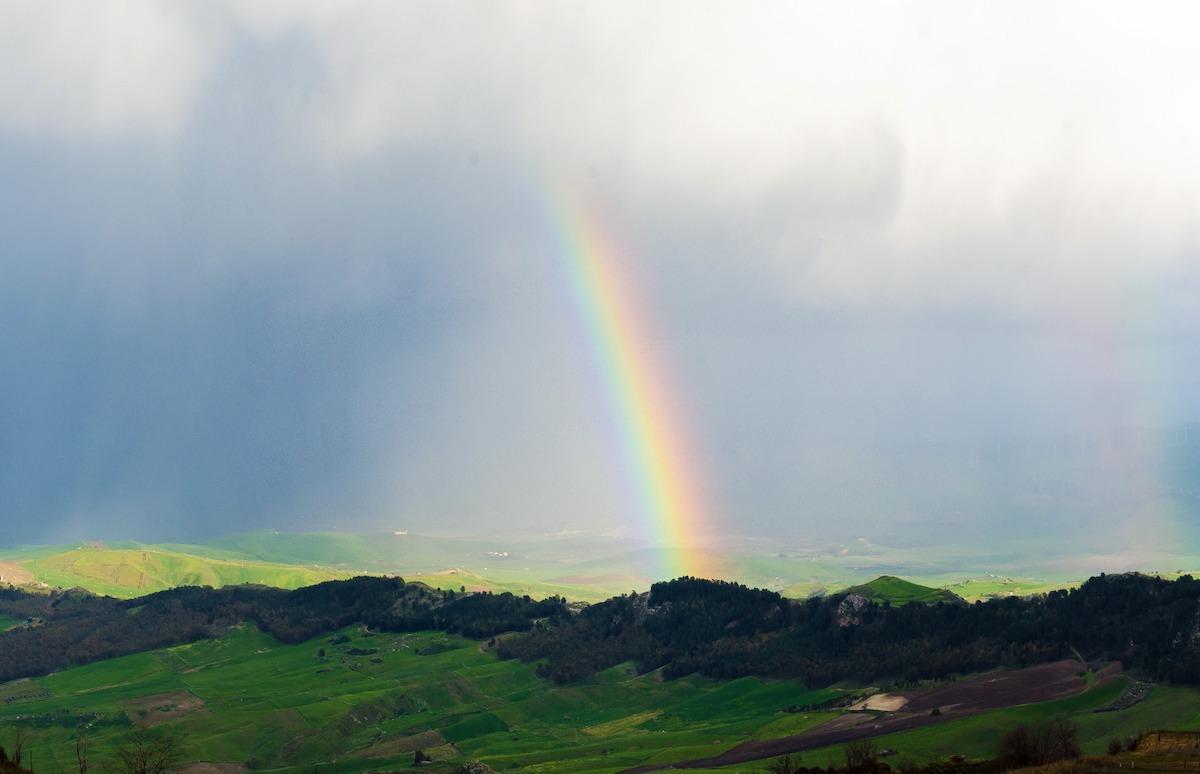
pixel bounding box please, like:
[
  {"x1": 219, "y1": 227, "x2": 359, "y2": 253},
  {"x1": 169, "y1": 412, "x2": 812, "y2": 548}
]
[{"x1": 553, "y1": 193, "x2": 719, "y2": 580}]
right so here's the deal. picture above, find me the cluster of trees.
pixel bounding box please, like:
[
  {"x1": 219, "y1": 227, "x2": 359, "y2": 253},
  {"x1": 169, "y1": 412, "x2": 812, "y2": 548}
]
[
  {"x1": 6, "y1": 728, "x2": 178, "y2": 774},
  {"x1": 500, "y1": 573, "x2": 1200, "y2": 686},
  {"x1": 0, "y1": 577, "x2": 567, "y2": 682},
  {"x1": 995, "y1": 718, "x2": 1080, "y2": 769},
  {"x1": 8, "y1": 571, "x2": 1200, "y2": 689}
]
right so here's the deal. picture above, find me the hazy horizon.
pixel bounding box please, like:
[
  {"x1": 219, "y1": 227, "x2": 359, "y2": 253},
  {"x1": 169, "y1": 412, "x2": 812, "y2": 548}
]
[{"x1": 3, "y1": 2, "x2": 1199, "y2": 557}]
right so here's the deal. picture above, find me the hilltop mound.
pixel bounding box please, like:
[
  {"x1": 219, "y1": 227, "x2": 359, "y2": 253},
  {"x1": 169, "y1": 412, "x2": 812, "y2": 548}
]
[{"x1": 837, "y1": 576, "x2": 963, "y2": 605}]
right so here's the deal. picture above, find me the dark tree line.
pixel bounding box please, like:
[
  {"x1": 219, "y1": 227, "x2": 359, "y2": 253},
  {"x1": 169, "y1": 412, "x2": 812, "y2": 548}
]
[
  {"x1": 499, "y1": 573, "x2": 1200, "y2": 686},
  {"x1": 0, "y1": 577, "x2": 567, "y2": 682},
  {"x1": 7, "y1": 572, "x2": 1200, "y2": 689}
]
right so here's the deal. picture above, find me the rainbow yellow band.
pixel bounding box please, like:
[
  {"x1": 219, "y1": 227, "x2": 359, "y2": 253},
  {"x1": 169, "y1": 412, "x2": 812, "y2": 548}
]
[{"x1": 551, "y1": 192, "x2": 718, "y2": 580}]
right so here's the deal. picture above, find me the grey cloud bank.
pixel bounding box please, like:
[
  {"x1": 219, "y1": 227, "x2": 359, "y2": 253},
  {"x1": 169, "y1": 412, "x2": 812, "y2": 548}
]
[{"x1": 2, "y1": 2, "x2": 1199, "y2": 547}]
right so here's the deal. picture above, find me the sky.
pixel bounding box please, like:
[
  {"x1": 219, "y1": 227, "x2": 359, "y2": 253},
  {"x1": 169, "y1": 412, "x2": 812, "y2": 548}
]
[{"x1": 2, "y1": 2, "x2": 1199, "y2": 547}]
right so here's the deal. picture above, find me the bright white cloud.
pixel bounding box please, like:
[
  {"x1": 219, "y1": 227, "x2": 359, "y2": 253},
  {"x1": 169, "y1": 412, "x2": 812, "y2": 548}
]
[
  {"x1": 0, "y1": 1, "x2": 217, "y2": 140},
  {"x1": 191, "y1": 1, "x2": 1200, "y2": 314},
  {"x1": 4, "y1": 2, "x2": 1196, "y2": 302}
]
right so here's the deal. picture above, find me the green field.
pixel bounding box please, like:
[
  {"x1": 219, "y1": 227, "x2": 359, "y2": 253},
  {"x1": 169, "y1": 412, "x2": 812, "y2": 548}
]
[
  {"x1": 15, "y1": 547, "x2": 353, "y2": 598},
  {"x1": 0, "y1": 534, "x2": 1048, "y2": 605},
  {"x1": 0, "y1": 625, "x2": 840, "y2": 773},
  {"x1": 783, "y1": 678, "x2": 1200, "y2": 770},
  {"x1": 934, "y1": 576, "x2": 1078, "y2": 600},
  {"x1": 8, "y1": 531, "x2": 1200, "y2": 610},
  {"x1": 4, "y1": 619, "x2": 1199, "y2": 773},
  {"x1": 0, "y1": 535, "x2": 652, "y2": 603}
]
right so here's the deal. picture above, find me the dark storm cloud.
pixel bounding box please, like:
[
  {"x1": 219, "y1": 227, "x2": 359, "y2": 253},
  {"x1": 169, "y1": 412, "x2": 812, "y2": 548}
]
[{"x1": 2, "y1": 2, "x2": 1199, "y2": 546}]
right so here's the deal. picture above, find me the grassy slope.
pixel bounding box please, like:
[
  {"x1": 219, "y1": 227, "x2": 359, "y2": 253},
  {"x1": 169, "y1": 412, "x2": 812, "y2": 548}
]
[
  {"x1": 0, "y1": 625, "x2": 838, "y2": 773},
  {"x1": 0, "y1": 538, "x2": 1092, "y2": 605},
  {"x1": 17, "y1": 547, "x2": 352, "y2": 598},
  {"x1": 4, "y1": 625, "x2": 1198, "y2": 774},
  {"x1": 4, "y1": 533, "x2": 645, "y2": 602},
  {"x1": 779, "y1": 678, "x2": 1200, "y2": 771},
  {"x1": 9, "y1": 531, "x2": 1193, "y2": 605},
  {"x1": 936, "y1": 576, "x2": 1077, "y2": 601},
  {"x1": 198, "y1": 531, "x2": 649, "y2": 601},
  {"x1": 840, "y1": 576, "x2": 963, "y2": 605}
]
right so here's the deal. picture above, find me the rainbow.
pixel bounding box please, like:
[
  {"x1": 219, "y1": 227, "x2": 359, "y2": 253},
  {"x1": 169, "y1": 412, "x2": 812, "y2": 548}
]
[{"x1": 551, "y1": 193, "x2": 719, "y2": 580}]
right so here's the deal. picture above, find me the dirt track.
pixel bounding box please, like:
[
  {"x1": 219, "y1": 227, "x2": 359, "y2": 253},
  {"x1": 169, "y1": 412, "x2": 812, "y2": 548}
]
[
  {"x1": 621, "y1": 659, "x2": 1098, "y2": 772},
  {"x1": 123, "y1": 690, "x2": 208, "y2": 728}
]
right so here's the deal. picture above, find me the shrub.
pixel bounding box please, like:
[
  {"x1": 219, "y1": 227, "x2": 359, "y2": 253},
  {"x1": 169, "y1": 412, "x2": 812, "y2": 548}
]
[
  {"x1": 768, "y1": 754, "x2": 804, "y2": 774},
  {"x1": 846, "y1": 739, "x2": 877, "y2": 770},
  {"x1": 997, "y1": 719, "x2": 1080, "y2": 769}
]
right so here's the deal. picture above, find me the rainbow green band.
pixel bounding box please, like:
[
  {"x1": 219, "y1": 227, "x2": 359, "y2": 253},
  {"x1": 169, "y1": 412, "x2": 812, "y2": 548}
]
[{"x1": 552, "y1": 193, "x2": 717, "y2": 580}]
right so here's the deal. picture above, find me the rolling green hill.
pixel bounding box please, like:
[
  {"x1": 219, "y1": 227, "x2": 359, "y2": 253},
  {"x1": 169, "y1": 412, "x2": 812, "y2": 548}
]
[
  {"x1": 840, "y1": 575, "x2": 964, "y2": 605},
  {"x1": 0, "y1": 541, "x2": 641, "y2": 602},
  {"x1": 16, "y1": 547, "x2": 352, "y2": 598},
  {"x1": 0, "y1": 624, "x2": 840, "y2": 773},
  {"x1": 0, "y1": 531, "x2": 1113, "y2": 605},
  {"x1": 1, "y1": 532, "x2": 659, "y2": 602}
]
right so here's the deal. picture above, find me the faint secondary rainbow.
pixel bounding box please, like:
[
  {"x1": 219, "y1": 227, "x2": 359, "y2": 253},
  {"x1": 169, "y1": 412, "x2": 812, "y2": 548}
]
[{"x1": 550, "y1": 192, "x2": 719, "y2": 580}]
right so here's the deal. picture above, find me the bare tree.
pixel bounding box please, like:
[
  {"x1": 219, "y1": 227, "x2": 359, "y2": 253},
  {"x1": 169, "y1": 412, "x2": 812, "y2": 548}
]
[
  {"x1": 845, "y1": 738, "x2": 877, "y2": 770},
  {"x1": 11, "y1": 728, "x2": 26, "y2": 768},
  {"x1": 768, "y1": 754, "x2": 803, "y2": 774},
  {"x1": 76, "y1": 728, "x2": 90, "y2": 774},
  {"x1": 114, "y1": 730, "x2": 180, "y2": 774},
  {"x1": 997, "y1": 718, "x2": 1080, "y2": 769}
]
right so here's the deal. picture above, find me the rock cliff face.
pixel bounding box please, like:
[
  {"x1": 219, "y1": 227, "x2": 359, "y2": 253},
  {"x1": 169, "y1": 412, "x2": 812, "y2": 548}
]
[{"x1": 836, "y1": 593, "x2": 869, "y2": 627}]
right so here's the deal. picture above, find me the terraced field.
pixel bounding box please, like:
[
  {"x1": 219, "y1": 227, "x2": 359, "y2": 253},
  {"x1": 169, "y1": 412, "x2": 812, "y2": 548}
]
[
  {"x1": 628, "y1": 662, "x2": 1122, "y2": 771},
  {"x1": 0, "y1": 625, "x2": 838, "y2": 773},
  {"x1": 739, "y1": 678, "x2": 1200, "y2": 771},
  {"x1": 5, "y1": 620, "x2": 1200, "y2": 774}
]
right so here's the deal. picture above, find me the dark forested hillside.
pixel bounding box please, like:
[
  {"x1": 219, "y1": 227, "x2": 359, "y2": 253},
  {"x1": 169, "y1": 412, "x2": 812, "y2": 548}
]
[
  {"x1": 499, "y1": 574, "x2": 1200, "y2": 686},
  {"x1": 0, "y1": 578, "x2": 567, "y2": 682},
  {"x1": 6, "y1": 573, "x2": 1200, "y2": 691}
]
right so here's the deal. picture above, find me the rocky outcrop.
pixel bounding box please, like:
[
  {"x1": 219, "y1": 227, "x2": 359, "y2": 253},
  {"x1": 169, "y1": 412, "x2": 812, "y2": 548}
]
[{"x1": 836, "y1": 593, "x2": 869, "y2": 627}]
